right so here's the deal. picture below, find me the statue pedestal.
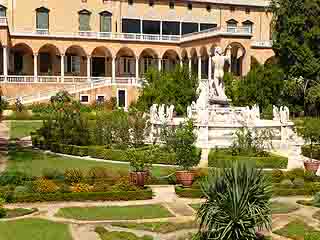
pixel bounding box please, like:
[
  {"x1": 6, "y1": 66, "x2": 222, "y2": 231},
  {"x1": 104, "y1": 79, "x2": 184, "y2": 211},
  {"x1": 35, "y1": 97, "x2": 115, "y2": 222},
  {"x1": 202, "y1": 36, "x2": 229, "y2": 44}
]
[{"x1": 209, "y1": 96, "x2": 231, "y2": 107}]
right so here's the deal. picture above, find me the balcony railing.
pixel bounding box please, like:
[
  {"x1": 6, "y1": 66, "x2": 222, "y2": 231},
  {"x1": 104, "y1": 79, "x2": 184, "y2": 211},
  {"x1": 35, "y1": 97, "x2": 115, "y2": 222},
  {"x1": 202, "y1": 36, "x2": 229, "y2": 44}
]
[
  {"x1": 0, "y1": 17, "x2": 7, "y2": 26},
  {"x1": 251, "y1": 40, "x2": 273, "y2": 48},
  {"x1": 36, "y1": 28, "x2": 49, "y2": 35}
]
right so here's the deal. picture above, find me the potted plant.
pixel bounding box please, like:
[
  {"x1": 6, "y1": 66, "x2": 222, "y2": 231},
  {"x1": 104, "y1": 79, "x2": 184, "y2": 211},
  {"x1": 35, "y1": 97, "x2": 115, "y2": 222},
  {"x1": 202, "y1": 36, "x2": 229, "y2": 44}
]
[
  {"x1": 127, "y1": 149, "x2": 152, "y2": 187},
  {"x1": 297, "y1": 118, "x2": 320, "y2": 173},
  {"x1": 175, "y1": 120, "x2": 200, "y2": 187}
]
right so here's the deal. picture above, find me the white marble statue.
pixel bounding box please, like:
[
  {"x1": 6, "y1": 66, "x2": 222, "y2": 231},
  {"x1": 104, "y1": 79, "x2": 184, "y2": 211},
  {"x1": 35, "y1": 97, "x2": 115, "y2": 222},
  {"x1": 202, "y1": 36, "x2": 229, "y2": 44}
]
[
  {"x1": 191, "y1": 101, "x2": 196, "y2": 109},
  {"x1": 210, "y1": 46, "x2": 231, "y2": 99},
  {"x1": 196, "y1": 80, "x2": 209, "y2": 110},
  {"x1": 273, "y1": 105, "x2": 280, "y2": 121},
  {"x1": 253, "y1": 104, "x2": 260, "y2": 120},
  {"x1": 150, "y1": 104, "x2": 158, "y2": 122},
  {"x1": 167, "y1": 105, "x2": 174, "y2": 121},
  {"x1": 158, "y1": 104, "x2": 166, "y2": 122},
  {"x1": 284, "y1": 106, "x2": 290, "y2": 122},
  {"x1": 187, "y1": 106, "x2": 192, "y2": 119},
  {"x1": 280, "y1": 106, "x2": 290, "y2": 123}
]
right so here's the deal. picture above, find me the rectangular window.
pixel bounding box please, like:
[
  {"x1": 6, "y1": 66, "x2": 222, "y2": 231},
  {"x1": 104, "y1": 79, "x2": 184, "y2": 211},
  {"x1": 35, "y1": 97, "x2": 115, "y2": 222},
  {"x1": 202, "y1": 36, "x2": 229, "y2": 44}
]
[
  {"x1": 80, "y1": 95, "x2": 89, "y2": 103},
  {"x1": 243, "y1": 23, "x2": 253, "y2": 33},
  {"x1": 96, "y1": 95, "x2": 105, "y2": 102},
  {"x1": 227, "y1": 23, "x2": 237, "y2": 33},
  {"x1": 79, "y1": 13, "x2": 91, "y2": 31},
  {"x1": 182, "y1": 22, "x2": 198, "y2": 35},
  {"x1": 36, "y1": 11, "x2": 49, "y2": 29},
  {"x1": 122, "y1": 18, "x2": 140, "y2": 33},
  {"x1": 0, "y1": 7, "x2": 6, "y2": 17},
  {"x1": 162, "y1": 21, "x2": 179, "y2": 35},
  {"x1": 142, "y1": 20, "x2": 160, "y2": 34},
  {"x1": 200, "y1": 23, "x2": 217, "y2": 31},
  {"x1": 100, "y1": 15, "x2": 111, "y2": 32},
  {"x1": 117, "y1": 90, "x2": 126, "y2": 108},
  {"x1": 65, "y1": 56, "x2": 80, "y2": 74}
]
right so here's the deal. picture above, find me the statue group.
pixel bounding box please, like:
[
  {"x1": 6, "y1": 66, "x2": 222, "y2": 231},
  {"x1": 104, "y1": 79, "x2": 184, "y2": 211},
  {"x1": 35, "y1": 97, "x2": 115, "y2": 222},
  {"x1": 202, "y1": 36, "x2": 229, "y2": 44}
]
[
  {"x1": 150, "y1": 104, "x2": 175, "y2": 123},
  {"x1": 273, "y1": 105, "x2": 290, "y2": 123}
]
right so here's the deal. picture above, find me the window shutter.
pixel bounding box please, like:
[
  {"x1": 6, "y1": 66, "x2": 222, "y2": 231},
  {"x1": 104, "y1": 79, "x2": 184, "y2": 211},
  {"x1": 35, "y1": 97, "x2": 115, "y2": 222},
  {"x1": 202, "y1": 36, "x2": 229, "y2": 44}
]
[
  {"x1": 37, "y1": 11, "x2": 48, "y2": 29},
  {"x1": 79, "y1": 14, "x2": 90, "y2": 31},
  {"x1": 100, "y1": 16, "x2": 111, "y2": 32}
]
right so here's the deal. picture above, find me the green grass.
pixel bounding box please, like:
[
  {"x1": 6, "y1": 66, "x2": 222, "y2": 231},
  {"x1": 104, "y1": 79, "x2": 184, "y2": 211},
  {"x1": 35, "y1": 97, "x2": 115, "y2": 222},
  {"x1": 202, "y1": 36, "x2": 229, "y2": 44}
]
[
  {"x1": 274, "y1": 219, "x2": 320, "y2": 240},
  {"x1": 4, "y1": 208, "x2": 37, "y2": 218},
  {"x1": 271, "y1": 201, "x2": 299, "y2": 214},
  {"x1": 56, "y1": 204, "x2": 173, "y2": 221},
  {"x1": 190, "y1": 203, "x2": 201, "y2": 210},
  {"x1": 208, "y1": 149, "x2": 288, "y2": 169},
  {"x1": 10, "y1": 120, "x2": 42, "y2": 139},
  {"x1": 6, "y1": 147, "x2": 174, "y2": 177},
  {"x1": 95, "y1": 226, "x2": 153, "y2": 240},
  {"x1": 111, "y1": 221, "x2": 197, "y2": 233},
  {"x1": 0, "y1": 218, "x2": 72, "y2": 240}
]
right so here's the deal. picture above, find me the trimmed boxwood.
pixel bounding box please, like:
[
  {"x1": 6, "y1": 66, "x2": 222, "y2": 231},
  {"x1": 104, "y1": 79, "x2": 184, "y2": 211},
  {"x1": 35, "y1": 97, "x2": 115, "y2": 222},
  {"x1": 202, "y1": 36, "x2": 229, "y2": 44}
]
[
  {"x1": 302, "y1": 144, "x2": 320, "y2": 160},
  {"x1": 175, "y1": 186, "x2": 204, "y2": 198},
  {"x1": 208, "y1": 149, "x2": 288, "y2": 169},
  {"x1": 6, "y1": 189, "x2": 153, "y2": 203}
]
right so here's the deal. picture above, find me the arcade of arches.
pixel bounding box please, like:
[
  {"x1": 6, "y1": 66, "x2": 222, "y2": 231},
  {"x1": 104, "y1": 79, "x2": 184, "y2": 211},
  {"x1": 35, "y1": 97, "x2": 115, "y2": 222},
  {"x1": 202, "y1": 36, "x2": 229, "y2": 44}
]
[{"x1": 0, "y1": 42, "x2": 273, "y2": 81}]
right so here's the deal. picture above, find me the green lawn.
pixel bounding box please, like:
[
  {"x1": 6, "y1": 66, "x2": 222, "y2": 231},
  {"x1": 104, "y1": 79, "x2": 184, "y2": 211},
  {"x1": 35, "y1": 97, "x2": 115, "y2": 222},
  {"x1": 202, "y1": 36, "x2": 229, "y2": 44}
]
[
  {"x1": 10, "y1": 120, "x2": 42, "y2": 139},
  {"x1": 189, "y1": 203, "x2": 201, "y2": 210},
  {"x1": 274, "y1": 219, "x2": 320, "y2": 240},
  {"x1": 0, "y1": 218, "x2": 72, "y2": 240},
  {"x1": 95, "y1": 226, "x2": 153, "y2": 240},
  {"x1": 56, "y1": 204, "x2": 173, "y2": 220},
  {"x1": 4, "y1": 208, "x2": 37, "y2": 218},
  {"x1": 111, "y1": 221, "x2": 197, "y2": 233},
  {"x1": 6, "y1": 147, "x2": 174, "y2": 177}
]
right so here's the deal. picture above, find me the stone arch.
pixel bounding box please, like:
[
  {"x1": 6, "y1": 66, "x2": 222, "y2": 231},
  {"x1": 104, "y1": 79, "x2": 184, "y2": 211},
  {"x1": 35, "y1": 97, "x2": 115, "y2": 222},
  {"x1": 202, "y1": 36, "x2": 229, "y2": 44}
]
[
  {"x1": 91, "y1": 46, "x2": 113, "y2": 77},
  {"x1": 225, "y1": 42, "x2": 246, "y2": 76},
  {"x1": 116, "y1": 47, "x2": 136, "y2": 77},
  {"x1": 189, "y1": 48, "x2": 198, "y2": 74},
  {"x1": 250, "y1": 56, "x2": 260, "y2": 69},
  {"x1": 139, "y1": 48, "x2": 158, "y2": 75},
  {"x1": 38, "y1": 44, "x2": 61, "y2": 75},
  {"x1": 264, "y1": 56, "x2": 278, "y2": 66},
  {"x1": 200, "y1": 46, "x2": 209, "y2": 79},
  {"x1": 11, "y1": 43, "x2": 34, "y2": 75},
  {"x1": 162, "y1": 49, "x2": 180, "y2": 72},
  {"x1": 181, "y1": 49, "x2": 189, "y2": 66},
  {"x1": 64, "y1": 45, "x2": 88, "y2": 76}
]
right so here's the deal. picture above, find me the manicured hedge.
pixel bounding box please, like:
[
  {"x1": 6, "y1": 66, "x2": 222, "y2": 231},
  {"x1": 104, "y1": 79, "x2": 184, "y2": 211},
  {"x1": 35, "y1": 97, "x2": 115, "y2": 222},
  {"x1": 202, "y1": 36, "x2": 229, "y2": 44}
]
[
  {"x1": 175, "y1": 186, "x2": 204, "y2": 198},
  {"x1": 301, "y1": 144, "x2": 320, "y2": 160},
  {"x1": 32, "y1": 135, "x2": 177, "y2": 165},
  {"x1": 208, "y1": 149, "x2": 288, "y2": 169},
  {"x1": 5, "y1": 189, "x2": 153, "y2": 203}
]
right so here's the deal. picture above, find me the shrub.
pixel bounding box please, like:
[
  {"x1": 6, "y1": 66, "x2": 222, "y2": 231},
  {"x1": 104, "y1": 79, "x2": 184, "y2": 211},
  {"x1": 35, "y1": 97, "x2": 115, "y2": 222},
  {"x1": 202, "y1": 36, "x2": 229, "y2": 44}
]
[
  {"x1": 271, "y1": 169, "x2": 284, "y2": 183},
  {"x1": 87, "y1": 167, "x2": 119, "y2": 184},
  {"x1": 42, "y1": 168, "x2": 64, "y2": 180},
  {"x1": 14, "y1": 186, "x2": 30, "y2": 195},
  {"x1": 92, "y1": 183, "x2": 111, "y2": 192},
  {"x1": 302, "y1": 144, "x2": 320, "y2": 160},
  {"x1": 0, "y1": 197, "x2": 6, "y2": 218},
  {"x1": 71, "y1": 183, "x2": 91, "y2": 193},
  {"x1": 285, "y1": 168, "x2": 305, "y2": 181},
  {"x1": 279, "y1": 179, "x2": 294, "y2": 188},
  {"x1": 59, "y1": 184, "x2": 71, "y2": 193},
  {"x1": 64, "y1": 168, "x2": 84, "y2": 184},
  {"x1": 32, "y1": 178, "x2": 59, "y2": 193},
  {"x1": 72, "y1": 146, "x2": 89, "y2": 157},
  {"x1": 293, "y1": 178, "x2": 305, "y2": 188},
  {"x1": 112, "y1": 177, "x2": 139, "y2": 191},
  {"x1": 0, "y1": 171, "x2": 29, "y2": 186},
  {"x1": 313, "y1": 192, "x2": 320, "y2": 207},
  {"x1": 304, "y1": 170, "x2": 319, "y2": 182}
]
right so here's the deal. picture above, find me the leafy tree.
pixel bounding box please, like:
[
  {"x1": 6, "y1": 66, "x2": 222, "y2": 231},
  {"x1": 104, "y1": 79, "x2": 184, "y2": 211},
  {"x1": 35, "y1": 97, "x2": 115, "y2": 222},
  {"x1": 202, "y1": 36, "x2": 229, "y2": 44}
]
[
  {"x1": 136, "y1": 66, "x2": 198, "y2": 115},
  {"x1": 196, "y1": 161, "x2": 272, "y2": 240},
  {"x1": 271, "y1": 0, "x2": 320, "y2": 81},
  {"x1": 226, "y1": 64, "x2": 284, "y2": 111},
  {"x1": 128, "y1": 107, "x2": 150, "y2": 147}
]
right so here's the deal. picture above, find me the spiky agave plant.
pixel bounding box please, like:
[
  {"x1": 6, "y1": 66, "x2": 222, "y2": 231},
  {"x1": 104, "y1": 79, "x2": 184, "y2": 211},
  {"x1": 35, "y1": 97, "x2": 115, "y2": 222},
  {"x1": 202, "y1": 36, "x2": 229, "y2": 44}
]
[{"x1": 196, "y1": 161, "x2": 272, "y2": 240}]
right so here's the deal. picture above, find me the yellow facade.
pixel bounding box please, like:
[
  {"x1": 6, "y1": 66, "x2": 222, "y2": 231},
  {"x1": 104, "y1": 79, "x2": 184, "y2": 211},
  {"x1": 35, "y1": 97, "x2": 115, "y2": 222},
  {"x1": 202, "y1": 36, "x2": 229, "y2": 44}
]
[{"x1": 0, "y1": 0, "x2": 275, "y2": 106}]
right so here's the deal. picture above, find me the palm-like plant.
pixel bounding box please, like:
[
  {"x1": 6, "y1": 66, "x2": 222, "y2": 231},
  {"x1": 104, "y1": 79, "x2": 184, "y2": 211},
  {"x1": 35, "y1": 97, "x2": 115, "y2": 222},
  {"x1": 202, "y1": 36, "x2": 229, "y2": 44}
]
[{"x1": 196, "y1": 161, "x2": 272, "y2": 240}]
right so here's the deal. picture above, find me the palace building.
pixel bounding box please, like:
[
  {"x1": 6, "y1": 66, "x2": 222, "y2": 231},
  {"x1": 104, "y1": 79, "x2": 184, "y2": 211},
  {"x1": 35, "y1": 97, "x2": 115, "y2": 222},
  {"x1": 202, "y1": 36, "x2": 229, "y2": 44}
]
[{"x1": 0, "y1": 0, "x2": 274, "y2": 107}]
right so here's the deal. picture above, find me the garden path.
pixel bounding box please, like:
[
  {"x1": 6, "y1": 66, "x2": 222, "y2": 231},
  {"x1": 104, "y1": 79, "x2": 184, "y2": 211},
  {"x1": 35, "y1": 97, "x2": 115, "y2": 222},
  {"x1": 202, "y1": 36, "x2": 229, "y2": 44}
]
[{"x1": 0, "y1": 120, "x2": 9, "y2": 173}]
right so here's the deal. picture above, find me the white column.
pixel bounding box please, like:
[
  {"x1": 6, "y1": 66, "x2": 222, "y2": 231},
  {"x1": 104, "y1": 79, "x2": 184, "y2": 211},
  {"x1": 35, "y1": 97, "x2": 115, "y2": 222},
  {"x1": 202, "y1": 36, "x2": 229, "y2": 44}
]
[
  {"x1": 60, "y1": 54, "x2": 64, "y2": 83},
  {"x1": 34, "y1": 53, "x2": 38, "y2": 82},
  {"x1": 188, "y1": 58, "x2": 192, "y2": 73},
  {"x1": 208, "y1": 56, "x2": 212, "y2": 81},
  {"x1": 198, "y1": 56, "x2": 201, "y2": 80},
  {"x1": 112, "y1": 57, "x2": 116, "y2": 83},
  {"x1": 179, "y1": 22, "x2": 182, "y2": 35},
  {"x1": 140, "y1": 19, "x2": 143, "y2": 34},
  {"x1": 135, "y1": 57, "x2": 139, "y2": 80},
  {"x1": 3, "y1": 45, "x2": 7, "y2": 81},
  {"x1": 158, "y1": 58, "x2": 161, "y2": 71},
  {"x1": 180, "y1": 59, "x2": 183, "y2": 67},
  {"x1": 87, "y1": 55, "x2": 91, "y2": 82}
]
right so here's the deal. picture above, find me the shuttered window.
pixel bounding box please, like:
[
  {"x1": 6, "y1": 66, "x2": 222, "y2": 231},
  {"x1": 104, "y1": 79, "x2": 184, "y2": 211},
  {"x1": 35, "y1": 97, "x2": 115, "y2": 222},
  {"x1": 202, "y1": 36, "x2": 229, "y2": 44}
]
[
  {"x1": 100, "y1": 11, "x2": 112, "y2": 32},
  {"x1": 36, "y1": 7, "x2": 49, "y2": 29},
  {"x1": 79, "y1": 10, "x2": 91, "y2": 31},
  {"x1": 0, "y1": 6, "x2": 6, "y2": 17}
]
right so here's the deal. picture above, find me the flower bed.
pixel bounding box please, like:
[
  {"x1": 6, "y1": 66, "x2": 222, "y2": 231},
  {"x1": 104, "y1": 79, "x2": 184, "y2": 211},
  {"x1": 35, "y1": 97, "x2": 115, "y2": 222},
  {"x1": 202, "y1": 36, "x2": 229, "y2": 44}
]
[
  {"x1": 174, "y1": 186, "x2": 204, "y2": 198},
  {"x1": 208, "y1": 149, "x2": 288, "y2": 169},
  {"x1": 5, "y1": 189, "x2": 153, "y2": 203},
  {"x1": 302, "y1": 144, "x2": 320, "y2": 160}
]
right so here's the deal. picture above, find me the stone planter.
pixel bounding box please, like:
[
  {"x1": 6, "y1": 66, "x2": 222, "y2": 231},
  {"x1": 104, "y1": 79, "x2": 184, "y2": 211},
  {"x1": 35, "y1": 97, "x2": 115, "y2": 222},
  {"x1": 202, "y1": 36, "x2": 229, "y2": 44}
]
[
  {"x1": 129, "y1": 171, "x2": 148, "y2": 187},
  {"x1": 176, "y1": 170, "x2": 195, "y2": 187},
  {"x1": 304, "y1": 160, "x2": 320, "y2": 173}
]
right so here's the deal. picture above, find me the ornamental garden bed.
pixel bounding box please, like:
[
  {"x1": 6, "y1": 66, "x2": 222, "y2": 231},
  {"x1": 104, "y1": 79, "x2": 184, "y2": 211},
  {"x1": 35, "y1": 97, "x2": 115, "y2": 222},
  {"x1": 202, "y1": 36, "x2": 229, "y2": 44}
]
[
  {"x1": 1, "y1": 208, "x2": 38, "y2": 219},
  {"x1": 95, "y1": 226, "x2": 153, "y2": 240},
  {"x1": 208, "y1": 149, "x2": 288, "y2": 169}
]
